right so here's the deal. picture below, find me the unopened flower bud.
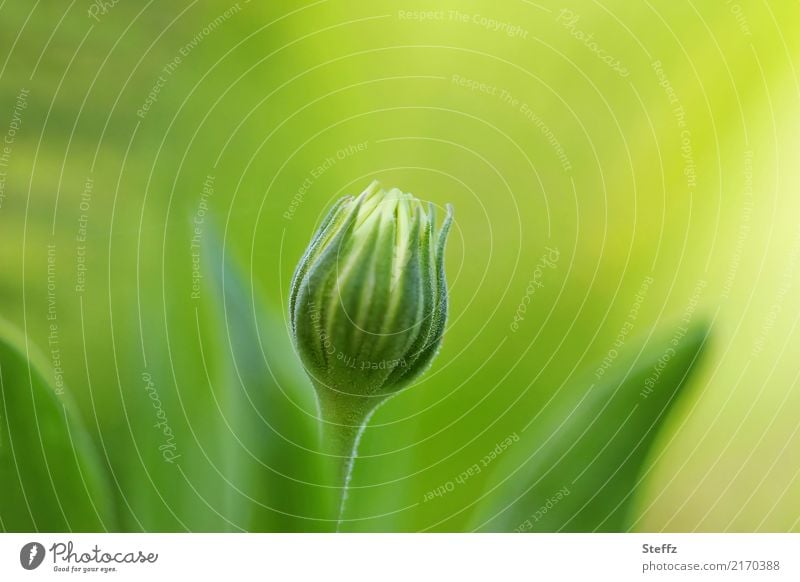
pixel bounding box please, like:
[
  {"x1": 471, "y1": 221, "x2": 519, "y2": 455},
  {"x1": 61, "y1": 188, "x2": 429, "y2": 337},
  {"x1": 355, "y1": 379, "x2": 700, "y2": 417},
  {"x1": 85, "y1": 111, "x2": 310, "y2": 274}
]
[
  {"x1": 289, "y1": 180, "x2": 453, "y2": 509},
  {"x1": 290, "y1": 180, "x2": 452, "y2": 399}
]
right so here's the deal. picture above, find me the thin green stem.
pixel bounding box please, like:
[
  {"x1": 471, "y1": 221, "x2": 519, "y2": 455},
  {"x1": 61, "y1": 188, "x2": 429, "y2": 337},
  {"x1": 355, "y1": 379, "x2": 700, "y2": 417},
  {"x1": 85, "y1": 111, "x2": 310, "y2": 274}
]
[{"x1": 315, "y1": 385, "x2": 376, "y2": 528}]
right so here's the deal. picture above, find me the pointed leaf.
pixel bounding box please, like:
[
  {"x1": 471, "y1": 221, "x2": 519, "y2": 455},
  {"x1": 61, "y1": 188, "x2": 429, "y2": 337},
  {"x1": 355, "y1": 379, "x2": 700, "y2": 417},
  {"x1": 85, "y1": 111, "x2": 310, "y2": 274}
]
[
  {"x1": 0, "y1": 319, "x2": 116, "y2": 531},
  {"x1": 204, "y1": 227, "x2": 337, "y2": 532},
  {"x1": 470, "y1": 322, "x2": 709, "y2": 532}
]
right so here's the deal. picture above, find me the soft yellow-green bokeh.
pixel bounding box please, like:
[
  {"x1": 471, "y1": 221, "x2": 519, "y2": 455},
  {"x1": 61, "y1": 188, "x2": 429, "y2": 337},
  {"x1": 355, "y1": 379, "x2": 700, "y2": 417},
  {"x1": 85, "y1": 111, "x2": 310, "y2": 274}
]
[{"x1": 0, "y1": 0, "x2": 797, "y2": 531}]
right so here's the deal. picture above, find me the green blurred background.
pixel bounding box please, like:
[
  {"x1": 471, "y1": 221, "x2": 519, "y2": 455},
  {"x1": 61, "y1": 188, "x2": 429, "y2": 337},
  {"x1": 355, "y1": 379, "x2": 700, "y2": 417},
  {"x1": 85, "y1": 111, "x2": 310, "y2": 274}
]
[{"x1": 0, "y1": 0, "x2": 798, "y2": 531}]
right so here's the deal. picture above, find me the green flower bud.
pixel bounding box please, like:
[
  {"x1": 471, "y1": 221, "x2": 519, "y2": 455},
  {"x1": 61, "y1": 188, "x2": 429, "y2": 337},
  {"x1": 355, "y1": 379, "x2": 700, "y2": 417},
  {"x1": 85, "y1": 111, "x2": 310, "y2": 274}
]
[
  {"x1": 290, "y1": 180, "x2": 453, "y2": 400},
  {"x1": 289, "y1": 180, "x2": 453, "y2": 511}
]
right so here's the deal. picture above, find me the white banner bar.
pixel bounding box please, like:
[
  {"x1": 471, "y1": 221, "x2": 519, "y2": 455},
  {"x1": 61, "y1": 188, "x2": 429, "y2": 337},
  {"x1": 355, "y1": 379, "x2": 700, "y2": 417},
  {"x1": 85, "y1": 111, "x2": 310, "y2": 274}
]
[{"x1": 1, "y1": 533, "x2": 797, "y2": 581}]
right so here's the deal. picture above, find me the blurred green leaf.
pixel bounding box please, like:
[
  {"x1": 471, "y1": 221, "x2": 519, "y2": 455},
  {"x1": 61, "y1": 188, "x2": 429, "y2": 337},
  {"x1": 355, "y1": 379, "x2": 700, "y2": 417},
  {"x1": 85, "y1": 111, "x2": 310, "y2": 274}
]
[
  {"x1": 470, "y1": 322, "x2": 709, "y2": 532},
  {"x1": 204, "y1": 225, "x2": 337, "y2": 532},
  {"x1": 0, "y1": 319, "x2": 116, "y2": 531}
]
